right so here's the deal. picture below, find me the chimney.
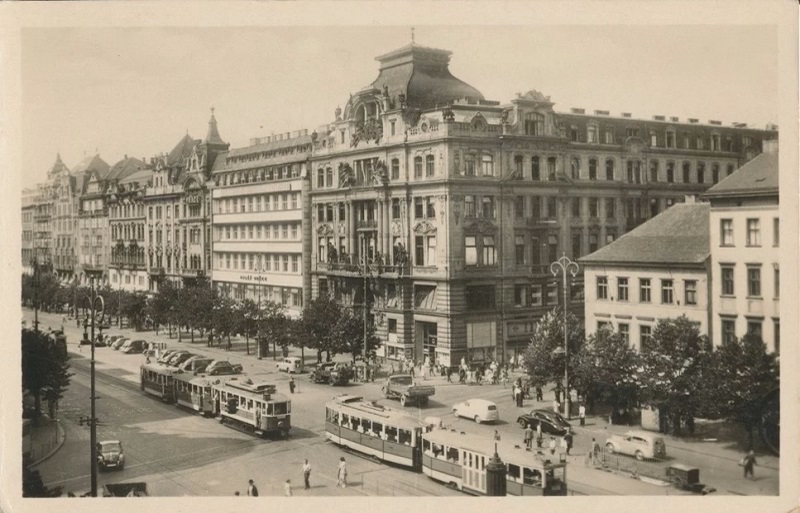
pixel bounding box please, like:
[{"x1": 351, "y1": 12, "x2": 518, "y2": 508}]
[
  {"x1": 570, "y1": 108, "x2": 585, "y2": 114},
  {"x1": 622, "y1": 112, "x2": 632, "y2": 118},
  {"x1": 762, "y1": 138, "x2": 779, "y2": 154}
]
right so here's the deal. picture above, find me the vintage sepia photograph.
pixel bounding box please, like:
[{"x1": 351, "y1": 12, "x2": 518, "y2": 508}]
[{"x1": 1, "y1": 2, "x2": 797, "y2": 512}]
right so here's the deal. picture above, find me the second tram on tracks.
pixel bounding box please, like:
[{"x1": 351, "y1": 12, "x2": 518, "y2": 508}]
[
  {"x1": 216, "y1": 379, "x2": 291, "y2": 438},
  {"x1": 140, "y1": 363, "x2": 181, "y2": 403},
  {"x1": 172, "y1": 373, "x2": 229, "y2": 417},
  {"x1": 325, "y1": 395, "x2": 426, "y2": 469}
]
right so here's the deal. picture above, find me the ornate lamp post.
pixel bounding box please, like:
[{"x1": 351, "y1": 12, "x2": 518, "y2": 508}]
[
  {"x1": 550, "y1": 252, "x2": 579, "y2": 420},
  {"x1": 81, "y1": 277, "x2": 105, "y2": 497}
]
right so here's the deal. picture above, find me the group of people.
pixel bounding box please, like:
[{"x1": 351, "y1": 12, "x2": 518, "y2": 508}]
[{"x1": 240, "y1": 457, "x2": 338, "y2": 496}]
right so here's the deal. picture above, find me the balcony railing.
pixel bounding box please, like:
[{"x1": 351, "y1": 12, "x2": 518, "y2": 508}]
[
  {"x1": 315, "y1": 260, "x2": 410, "y2": 276},
  {"x1": 356, "y1": 219, "x2": 378, "y2": 229}
]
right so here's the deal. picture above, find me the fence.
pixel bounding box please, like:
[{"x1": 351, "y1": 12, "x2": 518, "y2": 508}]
[{"x1": 27, "y1": 418, "x2": 63, "y2": 467}]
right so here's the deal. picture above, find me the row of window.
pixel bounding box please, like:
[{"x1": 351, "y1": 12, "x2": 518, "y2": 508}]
[
  {"x1": 147, "y1": 226, "x2": 208, "y2": 246},
  {"x1": 79, "y1": 218, "x2": 105, "y2": 229},
  {"x1": 215, "y1": 223, "x2": 299, "y2": 242},
  {"x1": 213, "y1": 164, "x2": 302, "y2": 188},
  {"x1": 568, "y1": 122, "x2": 754, "y2": 152},
  {"x1": 720, "y1": 263, "x2": 779, "y2": 299},
  {"x1": 596, "y1": 321, "x2": 653, "y2": 348},
  {"x1": 110, "y1": 203, "x2": 144, "y2": 219},
  {"x1": 215, "y1": 192, "x2": 300, "y2": 214},
  {"x1": 720, "y1": 318, "x2": 779, "y2": 353},
  {"x1": 720, "y1": 217, "x2": 779, "y2": 248},
  {"x1": 214, "y1": 252, "x2": 301, "y2": 274},
  {"x1": 111, "y1": 223, "x2": 145, "y2": 241},
  {"x1": 81, "y1": 235, "x2": 105, "y2": 248},
  {"x1": 597, "y1": 276, "x2": 698, "y2": 306},
  {"x1": 110, "y1": 272, "x2": 147, "y2": 287},
  {"x1": 221, "y1": 283, "x2": 303, "y2": 309},
  {"x1": 148, "y1": 202, "x2": 208, "y2": 220}
]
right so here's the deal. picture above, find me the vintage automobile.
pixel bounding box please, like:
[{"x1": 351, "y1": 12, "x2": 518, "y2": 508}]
[
  {"x1": 167, "y1": 352, "x2": 194, "y2": 367},
  {"x1": 121, "y1": 339, "x2": 148, "y2": 354},
  {"x1": 605, "y1": 429, "x2": 667, "y2": 460},
  {"x1": 516, "y1": 409, "x2": 572, "y2": 435},
  {"x1": 276, "y1": 356, "x2": 304, "y2": 374},
  {"x1": 452, "y1": 399, "x2": 499, "y2": 424},
  {"x1": 180, "y1": 356, "x2": 214, "y2": 373},
  {"x1": 382, "y1": 374, "x2": 435, "y2": 407},
  {"x1": 205, "y1": 360, "x2": 243, "y2": 376},
  {"x1": 309, "y1": 362, "x2": 352, "y2": 385},
  {"x1": 97, "y1": 440, "x2": 125, "y2": 471}
]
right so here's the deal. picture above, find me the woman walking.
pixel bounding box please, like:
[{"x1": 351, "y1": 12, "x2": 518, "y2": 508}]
[{"x1": 337, "y1": 457, "x2": 348, "y2": 488}]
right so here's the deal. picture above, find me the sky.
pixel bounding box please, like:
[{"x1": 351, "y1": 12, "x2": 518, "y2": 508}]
[{"x1": 21, "y1": 24, "x2": 780, "y2": 188}]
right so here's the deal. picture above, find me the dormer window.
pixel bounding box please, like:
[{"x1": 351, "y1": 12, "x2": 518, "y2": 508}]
[
  {"x1": 524, "y1": 112, "x2": 545, "y2": 136},
  {"x1": 356, "y1": 101, "x2": 380, "y2": 125}
]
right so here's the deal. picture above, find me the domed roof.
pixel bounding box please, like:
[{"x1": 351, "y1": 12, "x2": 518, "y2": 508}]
[{"x1": 370, "y1": 44, "x2": 484, "y2": 111}]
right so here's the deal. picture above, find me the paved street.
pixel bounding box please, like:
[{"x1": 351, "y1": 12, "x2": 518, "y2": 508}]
[{"x1": 25, "y1": 308, "x2": 779, "y2": 496}]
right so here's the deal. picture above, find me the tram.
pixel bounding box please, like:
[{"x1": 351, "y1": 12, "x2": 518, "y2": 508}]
[
  {"x1": 213, "y1": 379, "x2": 291, "y2": 438},
  {"x1": 422, "y1": 429, "x2": 567, "y2": 496},
  {"x1": 173, "y1": 373, "x2": 228, "y2": 416},
  {"x1": 140, "y1": 363, "x2": 181, "y2": 403},
  {"x1": 324, "y1": 395, "x2": 426, "y2": 469}
]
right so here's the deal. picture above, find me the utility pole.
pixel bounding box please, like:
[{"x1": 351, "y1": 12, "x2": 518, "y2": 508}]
[{"x1": 82, "y1": 277, "x2": 105, "y2": 497}]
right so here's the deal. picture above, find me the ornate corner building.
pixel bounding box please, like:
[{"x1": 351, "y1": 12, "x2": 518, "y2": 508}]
[{"x1": 306, "y1": 42, "x2": 777, "y2": 368}]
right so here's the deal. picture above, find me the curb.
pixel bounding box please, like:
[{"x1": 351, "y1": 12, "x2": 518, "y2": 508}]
[{"x1": 29, "y1": 420, "x2": 66, "y2": 468}]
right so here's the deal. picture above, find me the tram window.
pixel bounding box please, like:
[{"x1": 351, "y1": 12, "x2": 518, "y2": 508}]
[
  {"x1": 523, "y1": 468, "x2": 542, "y2": 486},
  {"x1": 385, "y1": 426, "x2": 398, "y2": 443},
  {"x1": 267, "y1": 403, "x2": 274, "y2": 415},
  {"x1": 372, "y1": 421, "x2": 383, "y2": 438},
  {"x1": 446, "y1": 447, "x2": 459, "y2": 463},
  {"x1": 507, "y1": 464, "x2": 521, "y2": 482},
  {"x1": 342, "y1": 414, "x2": 350, "y2": 429},
  {"x1": 432, "y1": 443, "x2": 445, "y2": 459},
  {"x1": 468, "y1": 453, "x2": 473, "y2": 467},
  {"x1": 353, "y1": 417, "x2": 363, "y2": 433},
  {"x1": 362, "y1": 419, "x2": 372, "y2": 435},
  {"x1": 247, "y1": 399, "x2": 254, "y2": 410},
  {"x1": 274, "y1": 402, "x2": 288, "y2": 415},
  {"x1": 550, "y1": 467, "x2": 564, "y2": 482},
  {"x1": 422, "y1": 439, "x2": 432, "y2": 455},
  {"x1": 398, "y1": 429, "x2": 411, "y2": 446}
]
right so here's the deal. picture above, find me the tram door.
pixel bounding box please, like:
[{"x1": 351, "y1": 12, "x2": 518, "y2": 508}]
[{"x1": 461, "y1": 449, "x2": 487, "y2": 494}]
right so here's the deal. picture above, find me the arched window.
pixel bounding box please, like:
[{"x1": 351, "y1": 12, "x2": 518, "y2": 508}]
[
  {"x1": 712, "y1": 163, "x2": 720, "y2": 184},
  {"x1": 727, "y1": 163, "x2": 735, "y2": 177},
  {"x1": 531, "y1": 156, "x2": 540, "y2": 180},
  {"x1": 682, "y1": 162, "x2": 691, "y2": 183},
  {"x1": 666, "y1": 161, "x2": 675, "y2": 183},
  {"x1": 391, "y1": 158, "x2": 400, "y2": 180},
  {"x1": 414, "y1": 156, "x2": 423, "y2": 178},
  {"x1": 627, "y1": 161, "x2": 642, "y2": 183},
  {"x1": 605, "y1": 159, "x2": 615, "y2": 180},
  {"x1": 589, "y1": 159, "x2": 597, "y2": 180},
  {"x1": 426, "y1": 155, "x2": 435, "y2": 177}
]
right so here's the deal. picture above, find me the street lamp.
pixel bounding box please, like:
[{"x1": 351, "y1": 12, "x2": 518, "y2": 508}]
[
  {"x1": 81, "y1": 277, "x2": 105, "y2": 497},
  {"x1": 550, "y1": 252, "x2": 579, "y2": 420}
]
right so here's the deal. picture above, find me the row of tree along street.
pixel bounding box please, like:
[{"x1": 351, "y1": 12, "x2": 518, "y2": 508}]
[
  {"x1": 21, "y1": 272, "x2": 380, "y2": 364},
  {"x1": 523, "y1": 310, "x2": 779, "y2": 450}
]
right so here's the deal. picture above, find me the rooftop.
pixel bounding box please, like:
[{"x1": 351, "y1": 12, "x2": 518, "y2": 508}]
[
  {"x1": 579, "y1": 202, "x2": 710, "y2": 266},
  {"x1": 702, "y1": 145, "x2": 779, "y2": 199}
]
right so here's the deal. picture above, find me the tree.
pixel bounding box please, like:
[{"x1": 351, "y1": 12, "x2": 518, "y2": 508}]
[
  {"x1": 635, "y1": 316, "x2": 713, "y2": 435},
  {"x1": 573, "y1": 329, "x2": 641, "y2": 414},
  {"x1": 122, "y1": 291, "x2": 149, "y2": 331},
  {"x1": 706, "y1": 334, "x2": 779, "y2": 448},
  {"x1": 300, "y1": 295, "x2": 345, "y2": 362},
  {"x1": 23, "y1": 466, "x2": 62, "y2": 497},
  {"x1": 21, "y1": 329, "x2": 73, "y2": 423},
  {"x1": 522, "y1": 307, "x2": 585, "y2": 389},
  {"x1": 259, "y1": 300, "x2": 289, "y2": 358},
  {"x1": 237, "y1": 299, "x2": 260, "y2": 355}
]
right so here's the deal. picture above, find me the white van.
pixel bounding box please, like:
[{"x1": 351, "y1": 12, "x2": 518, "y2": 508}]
[
  {"x1": 605, "y1": 429, "x2": 667, "y2": 460},
  {"x1": 277, "y1": 356, "x2": 304, "y2": 374}
]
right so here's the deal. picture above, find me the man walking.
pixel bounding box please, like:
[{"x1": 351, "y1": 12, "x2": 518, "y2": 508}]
[
  {"x1": 579, "y1": 404, "x2": 586, "y2": 427},
  {"x1": 564, "y1": 431, "x2": 573, "y2": 456},
  {"x1": 247, "y1": 479, "x2": 259, "y2": 496},
  {"x1": 524, "y1": 424, "x2": 534, "y2": 450},
  {"x1": 742, "y1": 450, "x2": 757, "y2": 480},
  {"x1": 591, "y1": 438, "x2": 601, "y2": 465},
  {"x1": 536, "y1": 422, "x2": 543, "y2": 448},
  {"x1": 302, "y1": 459, "x2": 312, "y2": 489},
  {"x1": 337, "y1": 457, "x2": 348, "y2": 488},
  {"x1": 289, "y1": 377, "x2": 296, "y2": 394},
  {"x1": 535, "y1": 386, "x2": 543, "y2": 402}
]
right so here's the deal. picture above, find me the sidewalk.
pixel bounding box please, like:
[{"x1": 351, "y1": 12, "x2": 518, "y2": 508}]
[{"x1": 27, "y1": 415, "x2": 66, "y2": 468}]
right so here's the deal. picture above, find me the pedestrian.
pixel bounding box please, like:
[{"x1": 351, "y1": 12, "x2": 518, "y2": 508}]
[
  {"x1": 564, "y1": 431, "x2": 573, "y2": 455},
  {"x1": 289, "y1": 377, "x2": 296, "y2": 394},
  {"x1": 446, "y1": 367, "x2": 453, "y2": 383},
  {"x1": 536, "y1": 386, "x2": 543, "y2": 402},
  {"x1": 284, "y1": 479, "x2": 293, "y2": 496},
  {"x1": 554, "y1": 384, "x2": 562, "y2": 404},
  {"x1": 548, "y1": 437, "x2": 557, "y2": 456},
  {"x1": 741, "y1": 450, "x2": 757, "y2": 480},
  {"x1": 337, "y1": 457, "x2": 348, "y2": 488},
  {"x1": 553, "y1": 399, "x2": 560, "y2": 415},
  {"x1": 247, "y1": 479, "x2": 259, "y2": 496},
  {"x1": 302, "y1": 459, "x2": 312, "y2": 489},
  {"x1": 513, "y1": 385, "x2": 521, "y2": 407},
  {"x1": 591, "y1": 438, "x2": 601, "y2": 464},
  {"x1": 579, "y1": 404, "x2": 586, "y2": 427},
  {"x1": 409, "y1": 364, "x2": 415, "y2": 378},
  {"x1": 524, "y1": 424, "x2": 533, "y2": 449},
  {"x1": 501, "y1": 368, "x2": 508, "y2": 388}
]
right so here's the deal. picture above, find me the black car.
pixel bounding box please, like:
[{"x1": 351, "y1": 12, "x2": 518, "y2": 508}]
[{"x1": 517, "y1": 409, "x2": 572, "y2": 435}]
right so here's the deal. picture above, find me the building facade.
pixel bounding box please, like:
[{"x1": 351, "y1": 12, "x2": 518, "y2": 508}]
[
  {"x1": 210, "y1": 130, "x2": 311, "y2": 318},
  {"x1": 703, "y1": 141, "x2": 780, "y2": 352},
  {"x1": 307, "y1": 43, "x2": 776, "y2": 367},
  {"x1": 144, "y1": 111, "x2": 228, "y2": 292},
  {"x1": 21, "y1": 187, "x2": 38, "y2": 275},
  {"x1": 108, "y1": 165, "x2": 150, "y2": 292},
  {"x1": 74, "y1": 154, "x2": 112, "y2": 285},
  {"x1": 580, "y1": 200, "x2": 711, "y2": 349}
]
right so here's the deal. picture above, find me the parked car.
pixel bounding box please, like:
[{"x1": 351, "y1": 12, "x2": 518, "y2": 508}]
[
  {"x1": 452, "y1": 399, "x2": 499, "y2": 424},
  {"x1": 277, "y1": 356, "x2": 304, "y2": 374},
  {"x1": 309, "y1": 362, "x2": 352, "y2": 385},
  {"x1": 605, "y1": 430, "x2": 667, "y2": 460},
  {"x1": 80, "y1": 336, "x2": 107, "y2": 347},
  {"x1": 205, "y1": 360, "x2": 243, "y2": 376},
  {"x1": 96, "y1": 440, "x2": 125, "y2": 471},
  {"x1": 121, "y1": 339, "x2": 148, "y2": 354},
  {"x1": 168, "y1": 352, "x2": 195, "y2": 367},
  {"x1": 110, "y1": 337, "x2": 127, "y2": 350},
  {"x1": 516, "y1": 409, "x2": 572, "y2": 435},
  {"x1": 157, "y1": 349, "x2": 180, "y2": 364},
  {"x1": 180, "y1": 356, "x2": 214, "y2": 373}
]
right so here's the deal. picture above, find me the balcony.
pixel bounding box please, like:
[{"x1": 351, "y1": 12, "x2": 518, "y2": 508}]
[
  {"x1": 356, "y1": 219, "x2": 377, "y2": 230},
  {"x1": 315, "y1": 260, "x2": 410, "y2": 278},
  {"x1": 148, "y1": 267, "x2": 165, "y2": 276}
]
